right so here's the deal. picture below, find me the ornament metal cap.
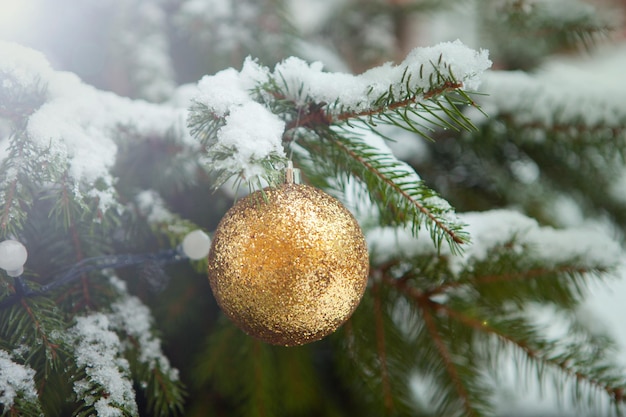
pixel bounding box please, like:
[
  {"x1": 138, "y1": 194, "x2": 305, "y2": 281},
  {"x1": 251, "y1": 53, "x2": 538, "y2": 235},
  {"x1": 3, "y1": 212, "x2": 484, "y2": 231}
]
[{"x1": 284, "y1": 160, "x2": 300, "y2": 185}]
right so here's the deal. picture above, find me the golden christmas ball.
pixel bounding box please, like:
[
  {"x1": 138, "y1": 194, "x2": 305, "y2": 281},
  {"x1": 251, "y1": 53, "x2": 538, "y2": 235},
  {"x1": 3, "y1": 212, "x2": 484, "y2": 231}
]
[{"x1": 207, "y1": 182, "x2": 369, "y2": 346}]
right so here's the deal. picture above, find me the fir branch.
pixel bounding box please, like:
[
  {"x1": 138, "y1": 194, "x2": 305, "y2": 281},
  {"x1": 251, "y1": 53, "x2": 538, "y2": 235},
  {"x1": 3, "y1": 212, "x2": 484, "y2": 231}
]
[
  {"x1": 381, "y1": 270, "x2": 485, "y2": 416},
  {"x1": 0, "y1": 288, "x2": 71, "y2": 417},
  {"x1": 335, "y1": 84, "x2": 479, "y2": 140},
  {"x1": 0, "y1": 131, "x2": 50, "y2": 238},
  {"x1": 142, "y1": 364, "x2": 185, "y2": 417},
  {"x1": 18, "y1": 298, "x2": 60, "y2": 364},
  {"x1": 188, "y1": 42, "x2": 489, "y2": 189},
  {"x1": 69, "y1": 313, "x2": 139, "y2": 417},
  {"x1": 420, "y1": 299, "x2": 476, "y2": 417},
  {"x1": 0, "y1": 350, "x2": 43, "y2": 417},
  {"x1": 477, "y1": 70, "x2": 626, "y2": 159},
  {"x1": 433, "y1": 265, "x2": 592, "y2": 294},
  {"x1": 108, "y1": 292, "x2": 185, "y2": 417},
  {"x1": 186, "y1": 101, "x2": 226, "y2": 148},
  {"x1": 439, "y1": 304, "x2": 626, "y2": 411},
  {"x1": 44, "y1": 173, "x2": 120, "y2": 312},
  {"x1": 279, "y1": 78, "x2": 481, "y2": 144},
  {"x1": 334, "y1": 134, "x2": 466, "y2": 246},
  {"x1": 333, "y1": 284, "x2": 435, "y2": 416},
  {"x1": 187, "y1": 98, "x2": 288, "y2": 189},
  {"x1": 282, "y1": 80, "x2": 471, "y2": 136},
  {"x1": 384, "y1": 269, "x2": 626, "y2": 415},
  {"x1": 504, "y1": 117, "x2": 626, "y2": 142},
  {"x1": 2, "y1": 397, "x2": 44, "y2": 417},
  {"x1": 0, "y1": 174, "x2": 19, "y2": 237},
  {"x1": 510, "y1": 0, "x2": 611, "y2": 49},
  {"x1": 372, "y1": 280, "x2": 394, "y2": 413},
  {"x1": 297, "y1": 130, "x2": 468, "y2": 252},
  {"x1": 480, "y1": 0, "x2": 611, "y2": 69},
  {"x1": 459, "y1": 246, "x2": 610, "y2": 309},
  {"x1": 0, "y1": 294, "x2": 64, "y2": 376}
]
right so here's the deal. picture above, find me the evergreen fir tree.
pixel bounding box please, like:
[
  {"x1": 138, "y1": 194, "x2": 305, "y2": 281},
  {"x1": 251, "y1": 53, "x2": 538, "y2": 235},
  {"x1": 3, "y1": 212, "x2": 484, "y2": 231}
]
[{"x1": 1, "y1": 1, "x2": 626, "y2": 416}]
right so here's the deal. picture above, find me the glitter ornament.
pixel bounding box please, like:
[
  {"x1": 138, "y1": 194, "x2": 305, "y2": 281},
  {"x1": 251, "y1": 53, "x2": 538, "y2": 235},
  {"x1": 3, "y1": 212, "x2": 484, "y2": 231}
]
[{"x1": 207, "y1": 170, "x2": 369, "y2": 346}]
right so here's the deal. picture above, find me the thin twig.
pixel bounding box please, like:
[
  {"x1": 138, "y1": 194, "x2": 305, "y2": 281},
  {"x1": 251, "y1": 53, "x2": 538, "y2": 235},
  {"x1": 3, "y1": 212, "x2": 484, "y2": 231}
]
[
  {"x1": 61, "y1": 172, "x2": 93, "y2": 310},
  {"x1": 20, "y1": 298, "x2": 59, "y2": 363},
  {"x1": 431, "y1": 265, "x2": 591, "y2": 294},
  {"x1": 420, "y1": 299, "x2": 476, "y2": 417},
  {"x1": 438, "y1": 303, "x2": 626, "y2": 404},
  {"x1": 385, "y1": 274, "x2": 625, "y2": 407},
  {"x1": 373, "y1": 280, "x2": 394, "y2": 413},
  {"x1": 384, "y1": 274, "x2": 476, "y2": 415},
  {"x1": 502, "y1": 115, "x2": 625, "y2": 139},
  {"x1": 0, "y1": 178, "x2": 17, "y2": 234},
  {"x1": 282, "y1": 81, "x2": 465, "y2": 132},
  {"x1": 332, "y1": 81, "x2": 464, "y2": 124}
]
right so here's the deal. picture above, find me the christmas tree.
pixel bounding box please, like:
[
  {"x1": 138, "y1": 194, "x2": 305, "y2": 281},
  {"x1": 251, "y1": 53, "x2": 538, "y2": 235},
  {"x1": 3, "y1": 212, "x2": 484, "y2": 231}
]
[{"x1": 1, "y1": 0, "x2": 626, "y2": 416}]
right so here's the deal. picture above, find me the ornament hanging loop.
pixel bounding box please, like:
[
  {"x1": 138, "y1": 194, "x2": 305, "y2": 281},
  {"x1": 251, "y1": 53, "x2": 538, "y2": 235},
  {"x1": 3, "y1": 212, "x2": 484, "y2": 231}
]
[{"x1": 285, "y1": 161, "x2": 301, "y2": 185}]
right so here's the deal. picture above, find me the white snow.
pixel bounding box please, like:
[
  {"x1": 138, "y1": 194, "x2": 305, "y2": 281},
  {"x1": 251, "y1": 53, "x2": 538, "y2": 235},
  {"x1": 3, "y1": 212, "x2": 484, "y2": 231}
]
[
  {"x1": 273, "y1": 40, "x2": 491, "y2": 113},
  {"x1": 0, "y1": 40, "x2": 53, "y2": 90},
  {"x1": 368, "y1": 209, "x2": 622, "y2": 273},
  {"x1": 69, "y1": 313, "x2": 138, "y2": 415},
  {"x1": 460, "y1": 210, "x2": 621, "y2": 269},
  {"x1": 193, "y1": 58, "x2": 287, "y2": 181},
  {"x1": 93, "y1": 397, "x2": 124, "y2": 417},
  {"x1": 213, "y1": 101, "x2": 287, "y2": 180},
  {"x1": 109, "y1": 295, "x2": 179, "y2": 380},
  {"x1": 477, "y1": 44, "x2": 626, "y2": 139},
  {"x1": 135, "y1": 190, "x2": 175, "y2": 224},
  {"x1": 192, "y1": 41, "x2": 488, "y2": 187},
  {"x1": 195, "y1": 68, "x2": 255, "y2": 117},
  {"x1": 0, "y1": 40, "x2": 192, "y2": 212},
  {"x1": 0, "y1": 349, "x2": 38, "y2": 408}
]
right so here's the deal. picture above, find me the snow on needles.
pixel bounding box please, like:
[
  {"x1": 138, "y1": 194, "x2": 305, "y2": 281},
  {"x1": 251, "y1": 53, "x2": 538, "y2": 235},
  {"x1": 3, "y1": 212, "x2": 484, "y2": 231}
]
[
  {"x1": 69, "y1": 314, "x2": 138, "y2": 416},
  {"x1": 109, "y1": 294, "x2": 180, "y2": 380},
  {"x1": 478, "y1": 44, "x2": 626, "y2": 137},
  {"x1": 194, "y1": 59, "x2": 287, "y2": 181},
  {"x1": 368, "y1": 209, "x2": 622, "y2": 273},
  {"x1": 192, "y1": 40, "x2": 490, "y2": 183},
  {"x1": 273, "y1": 39, "x2": 491, "y2": 112},
  {"x1": 0, "y1": 349, "x2": 38, "y2": 409},
  {"x1": 0, "y1": 40, "x2": 191, "y2": 211},
  {"x1": 68, "y1": 280, "x2": 179, "y2": 416}
]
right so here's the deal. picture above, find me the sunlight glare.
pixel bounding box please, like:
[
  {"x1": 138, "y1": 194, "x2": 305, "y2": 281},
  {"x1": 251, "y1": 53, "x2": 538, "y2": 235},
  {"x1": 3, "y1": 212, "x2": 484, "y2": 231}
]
[{"x1": 0, "y1": 0, "x2": 42, "y2": 39}]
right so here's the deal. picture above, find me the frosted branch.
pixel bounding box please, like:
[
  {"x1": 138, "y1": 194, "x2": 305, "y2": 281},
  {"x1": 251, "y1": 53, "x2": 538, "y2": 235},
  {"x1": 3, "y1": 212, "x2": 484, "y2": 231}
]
[
  {"x1": 0, "y1": 350, "x2": 38, "y2": 409},
  {"x1": 188, "y1": 41, "x2": 490, "y2": 187},
  {"x1": 0, "y1": 41, "x2": 191, "y2": 213}
]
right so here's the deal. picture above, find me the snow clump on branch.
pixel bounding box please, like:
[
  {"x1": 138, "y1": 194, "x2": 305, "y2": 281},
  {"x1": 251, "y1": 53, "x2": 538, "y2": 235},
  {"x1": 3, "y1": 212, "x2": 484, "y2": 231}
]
[
  {"x1": 0, "y1": 40, "x2": 193, "y2": 212},
  {"x1": 368, "y1": 209, "x2": 622, "y2": 273},
  {"x1": 0, "y1": 349, "x2": 38, "y2": 409},
  {"x1": 191, "y1": 39, "x2": 491, "y2": 186},
  {"x1": 274, "y1": 39, "x2": 491, "y2": 112}
]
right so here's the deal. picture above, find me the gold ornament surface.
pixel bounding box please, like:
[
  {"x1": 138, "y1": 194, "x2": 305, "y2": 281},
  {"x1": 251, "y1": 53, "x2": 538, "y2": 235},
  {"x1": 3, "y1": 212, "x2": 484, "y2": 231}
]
[{"x1": 208, "y1": 183, "x2": 369, "y2": 346}]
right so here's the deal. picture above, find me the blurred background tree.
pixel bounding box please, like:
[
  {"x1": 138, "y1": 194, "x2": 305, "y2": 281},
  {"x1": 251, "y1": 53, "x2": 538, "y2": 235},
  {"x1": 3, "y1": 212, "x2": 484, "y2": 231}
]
[{"x1": 2, "y1": 0, "x2": 626, "y2": 416}]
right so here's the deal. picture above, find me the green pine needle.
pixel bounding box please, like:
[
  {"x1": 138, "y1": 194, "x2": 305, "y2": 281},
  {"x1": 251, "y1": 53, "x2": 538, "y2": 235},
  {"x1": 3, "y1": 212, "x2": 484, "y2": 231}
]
[{"x1": 297, "y1": 128, "x2": 469, "y2": 253}]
